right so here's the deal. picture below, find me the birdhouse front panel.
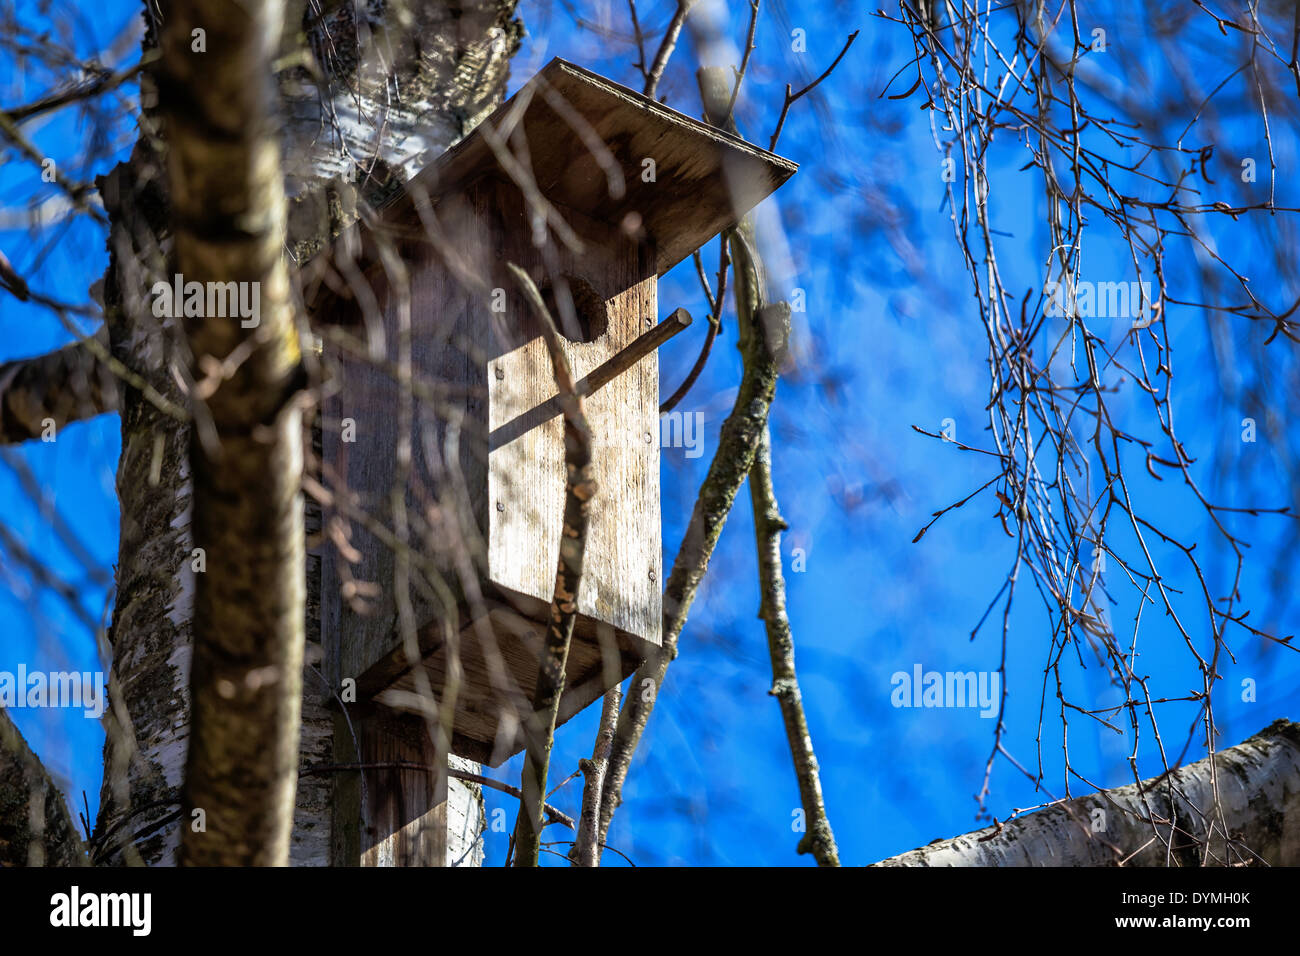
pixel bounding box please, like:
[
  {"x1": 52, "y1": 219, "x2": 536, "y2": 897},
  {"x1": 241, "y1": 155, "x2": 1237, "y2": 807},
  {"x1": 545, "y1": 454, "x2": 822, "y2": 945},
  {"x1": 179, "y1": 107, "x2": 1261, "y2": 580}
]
[{"x1": 483, "y1": 180, "x2": 662, "y2": 648}]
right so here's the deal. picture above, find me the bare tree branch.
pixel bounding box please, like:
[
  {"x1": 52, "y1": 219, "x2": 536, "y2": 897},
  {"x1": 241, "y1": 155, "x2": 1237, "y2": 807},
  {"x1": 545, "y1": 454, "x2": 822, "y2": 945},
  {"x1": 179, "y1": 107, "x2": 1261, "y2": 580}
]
[
  {"x1": 0, "y1": 109, "x2": 106, "y2": 225},
  {"x1": 1, "y1": 55, "x2": 151, "y2": 124},
  {"x1": 748, "y1": 423, "x2": 840, "y2": 866},
  {"x1": 644, "y1": 0, "x2": 698, "y2": 100},
  {"x1": 570, "y1": 686, "x2": 621, "y2": 866},
  {"x1": 769, "y1": 29, "x2": 859, "y2": 151},
  {"x1": 507, "y1": 262, "x2": 595, "y2": 867},
  {"x1": 0, "y1": 332, "x2": 117, "y2": 445},
  {"x1": 875, "y1": 720, "x2": 1300, "y2": 867},
  {"x1": 661, "y1": 242, "x2": 729, "y2": 413}
]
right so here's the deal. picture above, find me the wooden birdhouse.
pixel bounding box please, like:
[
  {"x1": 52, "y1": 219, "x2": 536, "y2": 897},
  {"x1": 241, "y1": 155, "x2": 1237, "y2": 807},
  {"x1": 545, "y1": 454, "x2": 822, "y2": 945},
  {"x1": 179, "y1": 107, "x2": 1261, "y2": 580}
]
[{"x1": 312, "y1": 58, "x2": 796, "y2": 767}]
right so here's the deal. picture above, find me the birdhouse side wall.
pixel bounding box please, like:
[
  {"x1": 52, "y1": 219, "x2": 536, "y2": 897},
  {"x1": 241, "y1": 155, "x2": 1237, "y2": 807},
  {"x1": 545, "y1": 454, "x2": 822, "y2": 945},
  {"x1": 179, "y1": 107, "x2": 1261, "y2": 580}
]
[{"x1": 321, "y1": 189, "x2": 496, "y2": 692}]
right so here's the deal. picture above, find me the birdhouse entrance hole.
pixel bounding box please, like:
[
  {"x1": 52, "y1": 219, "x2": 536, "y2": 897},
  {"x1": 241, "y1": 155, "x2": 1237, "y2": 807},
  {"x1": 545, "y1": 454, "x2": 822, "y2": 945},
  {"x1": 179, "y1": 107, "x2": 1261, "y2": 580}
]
[{"x1": 539, "y1": 275, "x2": 609, "y2": 343}]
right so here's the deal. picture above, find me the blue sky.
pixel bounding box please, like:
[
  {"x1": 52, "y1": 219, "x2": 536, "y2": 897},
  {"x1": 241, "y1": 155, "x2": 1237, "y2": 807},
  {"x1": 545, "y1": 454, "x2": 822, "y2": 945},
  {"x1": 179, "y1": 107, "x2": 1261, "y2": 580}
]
[{"x1": 2, "y1": 0, "x2": 1297, "y2": 866}]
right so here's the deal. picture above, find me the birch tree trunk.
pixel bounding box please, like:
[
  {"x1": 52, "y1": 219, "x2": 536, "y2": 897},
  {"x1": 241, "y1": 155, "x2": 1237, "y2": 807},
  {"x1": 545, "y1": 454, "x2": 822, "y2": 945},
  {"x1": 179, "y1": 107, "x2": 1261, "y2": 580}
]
[
  {"x1": 93, "y1": 0, "x2": 521, "y2": 867},
  {"x1": 874, "y1": 720, "x2": 1300, "y2": 867},
  {"x1": 157, "y1": 0, "x2": 305, "y2": 868}
]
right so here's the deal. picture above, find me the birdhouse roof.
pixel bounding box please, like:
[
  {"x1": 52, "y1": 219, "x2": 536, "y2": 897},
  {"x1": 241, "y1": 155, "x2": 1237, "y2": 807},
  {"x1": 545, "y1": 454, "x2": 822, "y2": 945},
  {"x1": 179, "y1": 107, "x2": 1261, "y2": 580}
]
[{"x1": 380, "y1": 57, "x2": 797, "y2": 276}]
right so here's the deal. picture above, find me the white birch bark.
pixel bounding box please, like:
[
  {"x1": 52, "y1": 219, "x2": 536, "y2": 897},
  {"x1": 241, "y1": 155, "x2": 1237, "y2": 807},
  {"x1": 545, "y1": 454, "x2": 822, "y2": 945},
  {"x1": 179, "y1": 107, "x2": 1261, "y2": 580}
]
[{"x1": 874, "y1": 720, "x2": 1300, "y2": 867}]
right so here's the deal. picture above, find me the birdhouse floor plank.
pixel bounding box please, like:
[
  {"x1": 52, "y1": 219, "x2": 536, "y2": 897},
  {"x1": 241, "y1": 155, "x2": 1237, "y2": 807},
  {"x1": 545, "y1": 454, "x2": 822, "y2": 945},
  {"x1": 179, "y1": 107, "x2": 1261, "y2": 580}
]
[{"x1": 375, "y1": 596, "x2": 650, "y2": 766}]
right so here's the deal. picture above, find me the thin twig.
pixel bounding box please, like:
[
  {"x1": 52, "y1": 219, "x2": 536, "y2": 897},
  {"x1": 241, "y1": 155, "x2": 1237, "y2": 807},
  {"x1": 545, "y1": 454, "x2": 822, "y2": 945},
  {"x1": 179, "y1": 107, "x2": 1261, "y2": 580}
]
[
  {"x1": 662, "y1": 241, "x2": 729, "y2": 413},
  {"x1": 506, "y1": 262, "x2": 595, "y2": 867},
  {"x1": 644, "y1": 0, "x2": 698, "y2": 100},
  {"x1": 769, "y1": 30, "x2": 859, "y2": 151},
  {"x1": 570, "y1": 686, "x2": 621, "y2": 865},
  {"x1": 748, "y1": 423, "x2": 839, "y2": 865}
]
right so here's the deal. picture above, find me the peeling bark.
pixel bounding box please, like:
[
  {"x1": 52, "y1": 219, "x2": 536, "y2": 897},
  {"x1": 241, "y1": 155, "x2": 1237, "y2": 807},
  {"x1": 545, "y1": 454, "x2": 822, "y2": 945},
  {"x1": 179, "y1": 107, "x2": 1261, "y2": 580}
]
[
  {"x1": 874, "y1": 720, "x2": 1300, "y2": 867},
  {"x1": 284, "y1": 0, "x2": 521, "y2": 195},
  {"x1": 0, "y1": 332, "x2": 118, "y2": 445},
  {"x1": 95, "y1": 150, "x2": 194, "y2": 868},
  {"x1": 281, "y1": 0, "x2": 524, "y2": 264},
  {"x1": 0, "y1": 709, "x2": 87, "y2": 866}
]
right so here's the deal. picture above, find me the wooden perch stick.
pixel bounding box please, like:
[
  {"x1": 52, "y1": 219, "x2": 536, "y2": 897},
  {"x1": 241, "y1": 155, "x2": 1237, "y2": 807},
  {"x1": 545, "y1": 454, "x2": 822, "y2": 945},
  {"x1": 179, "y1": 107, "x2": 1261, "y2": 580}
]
[
  {"x1": 299, "y1": 761, "x2": 577, "y2": 830},
  {"x1": 576, "y1": 307, "x2": 690, "y2": 396},
  {"x1": 487, "y1": 308, "x2": 689, "y2": 453}
]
